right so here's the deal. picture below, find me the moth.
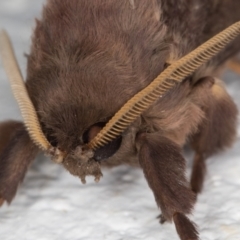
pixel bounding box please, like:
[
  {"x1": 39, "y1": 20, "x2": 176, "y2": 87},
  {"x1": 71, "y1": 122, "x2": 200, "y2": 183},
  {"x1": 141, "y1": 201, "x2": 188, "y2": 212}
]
[{"x1": 0, "y1": 1, "x2": 240, "y2": 239}]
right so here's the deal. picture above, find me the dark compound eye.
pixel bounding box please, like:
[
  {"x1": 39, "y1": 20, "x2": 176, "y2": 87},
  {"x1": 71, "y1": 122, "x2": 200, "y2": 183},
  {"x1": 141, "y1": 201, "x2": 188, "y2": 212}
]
[
  {"x1": 93, "y1": 136, "x2": 122, "y2": 161},
  {"x1": 42, "y1": 125, "x2": 58, "y2": 147},
  {"x1": 82, "y1": 122, "x2": 122, "y2": 161},
  {"x1": 82, "y1": 122, "x2": 106, "y2": 144}
]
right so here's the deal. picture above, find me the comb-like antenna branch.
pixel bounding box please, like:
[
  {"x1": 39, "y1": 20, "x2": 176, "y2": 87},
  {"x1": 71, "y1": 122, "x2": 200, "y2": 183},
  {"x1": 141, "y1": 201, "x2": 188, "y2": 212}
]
[
  {"x1": 0, "y1": 30, "x2": 51, "y2": 152},
  {"x1": 88, "y1": 21, "x2": 240, "y2": 150}
]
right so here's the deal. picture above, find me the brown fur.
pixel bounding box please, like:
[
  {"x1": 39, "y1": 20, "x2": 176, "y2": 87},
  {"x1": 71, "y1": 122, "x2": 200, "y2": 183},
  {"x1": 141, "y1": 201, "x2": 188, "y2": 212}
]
[
  {"x1": 0, "y1": 121, "x2": 38, "y2": 203},
  {"x1": 173, "y1": 212, "x2": 199, "y2": 240},
  {"x1": 0, "y1": 121, "x2": 23, "y2": 154},
  {"x1": 190, "y1": 154, "x2": 206, "y2": 194},
  {"x1": 137, "y1": 132, "x2": 198, "y2": 239},
  {"x1": 1, "y1": 1, "x2": 240, "y2": 239},
  {"x1": 136, "y1": 133, "x2": 196, "y2": 220},
  {"x1": 190, "y1": 77, "x2": 238, "y2": 193}
]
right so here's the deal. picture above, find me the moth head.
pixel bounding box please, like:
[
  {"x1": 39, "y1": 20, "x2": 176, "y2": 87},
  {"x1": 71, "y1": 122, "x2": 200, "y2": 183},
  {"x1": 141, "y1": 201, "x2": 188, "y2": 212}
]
[
  {"x1": 45, "y1": 120, "x2": 122, "y2": 163},
  {"x1": 1, "y1": 21, "x2": 240, "y2": 182},
  {"x1": 56, "y1": 121, "x2": 122, "y2": 183}
]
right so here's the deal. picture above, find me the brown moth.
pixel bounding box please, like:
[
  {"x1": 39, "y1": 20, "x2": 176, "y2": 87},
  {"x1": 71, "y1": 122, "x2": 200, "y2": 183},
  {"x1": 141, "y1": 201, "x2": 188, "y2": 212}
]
[{"x1": 0, "y1": 1, "x2": 240, "y2": 239}]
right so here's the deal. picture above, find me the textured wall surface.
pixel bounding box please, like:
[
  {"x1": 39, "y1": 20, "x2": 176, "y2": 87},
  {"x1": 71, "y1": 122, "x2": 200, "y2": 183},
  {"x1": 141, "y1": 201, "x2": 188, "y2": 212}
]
[{"x1": 0, "y1": 1, "x2": 240, "y2": 240}]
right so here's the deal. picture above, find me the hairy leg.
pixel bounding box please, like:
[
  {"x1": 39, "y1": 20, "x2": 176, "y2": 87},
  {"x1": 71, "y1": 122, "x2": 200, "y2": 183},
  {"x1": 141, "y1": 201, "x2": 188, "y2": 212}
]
[
  {"x1": 137, "y1": 132, "x2": 198, "y2": 240},
  {"x1": 0, "y1": 121, "x2": 39, "y2": 204},
  {"x1": 190, "y1": 77, "x2": 238, "y2": 193}
]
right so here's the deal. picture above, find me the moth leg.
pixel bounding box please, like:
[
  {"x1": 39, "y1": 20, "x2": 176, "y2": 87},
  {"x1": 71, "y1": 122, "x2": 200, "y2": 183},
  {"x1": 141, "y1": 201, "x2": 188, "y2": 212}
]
[
  {"x1": 157, "y1": 213, "x2": 167, "y2": 224},
  {"x1": 190, "y1": 153, "x2": 206, "y2": 194},
  {"x1": 190, "y1": 77, "x2": 238, "y2": 193},
  {"x1": 137, "y1": 133, "x2": 199, "y2": 240},
  {"x1": 0, "y1": 121, "x2": 39, "y2": 205}
]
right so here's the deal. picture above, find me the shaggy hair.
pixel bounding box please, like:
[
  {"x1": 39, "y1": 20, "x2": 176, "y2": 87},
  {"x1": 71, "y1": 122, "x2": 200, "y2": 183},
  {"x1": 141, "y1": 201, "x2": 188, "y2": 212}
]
[{"x1": 1, "y1": 1, "x2": 240, "y2": 239}]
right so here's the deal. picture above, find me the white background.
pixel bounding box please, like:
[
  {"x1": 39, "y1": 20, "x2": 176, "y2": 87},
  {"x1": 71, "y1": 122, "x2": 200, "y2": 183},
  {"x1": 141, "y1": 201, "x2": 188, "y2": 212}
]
[{"x1": 0, "y1": 1, "x2": 240, "y2": 239}]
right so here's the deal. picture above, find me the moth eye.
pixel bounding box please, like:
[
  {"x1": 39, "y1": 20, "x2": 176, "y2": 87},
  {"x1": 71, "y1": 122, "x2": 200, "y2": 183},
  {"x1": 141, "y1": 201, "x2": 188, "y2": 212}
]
[
  {"x1": 82, "y1": 122, "x2": 122, "y2": 161},
  {"x1": 82, "y1": 122, "x2": 106, "y2": 144},
  {"x1": 93, "y1": 136, "x2": 122, "y2": 161},
  {"x1": 48, "y1": 135, "x2": 58, "y2": 147},
  {"x1": 43, "y1": 126, "x2": 58, "y2": 147}
]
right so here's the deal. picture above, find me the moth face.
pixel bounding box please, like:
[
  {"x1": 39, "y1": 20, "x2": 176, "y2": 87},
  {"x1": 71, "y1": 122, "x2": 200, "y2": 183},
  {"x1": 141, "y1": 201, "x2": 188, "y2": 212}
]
[
  {"x1": 45, "y1": 120, "x2": 122, "y2": 162},
  {"x1": 49, "y1": 121, "x2": 122, "y2": 183},
  {"x1": 81, "y1": 122, "x2": 122, "y2": 161}
]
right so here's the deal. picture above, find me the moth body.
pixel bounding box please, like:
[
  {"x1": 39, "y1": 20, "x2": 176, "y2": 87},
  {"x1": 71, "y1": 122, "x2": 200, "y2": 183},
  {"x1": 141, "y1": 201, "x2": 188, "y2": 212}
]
[{"x1": 0, "y1": 1, "x2": 240, "y2": 239}]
